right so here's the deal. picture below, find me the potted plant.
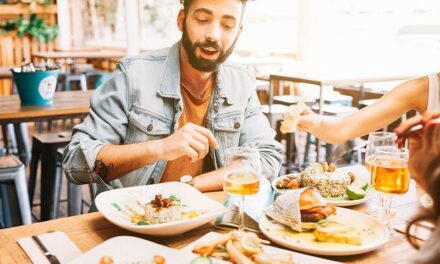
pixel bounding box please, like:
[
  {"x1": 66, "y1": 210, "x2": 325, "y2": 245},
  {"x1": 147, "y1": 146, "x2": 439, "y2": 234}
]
[{"x1": 0, "y1": 13, "x2": 58, "y2": 43}]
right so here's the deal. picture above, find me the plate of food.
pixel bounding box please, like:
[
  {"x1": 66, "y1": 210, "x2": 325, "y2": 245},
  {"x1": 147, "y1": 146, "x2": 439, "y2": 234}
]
[
  {"x1": 95, "y1": 182, "x2": 228, "y2": 236},
  {"x1": 272, "y1": 163, "x2": 376, "y2": 206},
  {"x1": 183, "y1": 231, "x2": 342, "y2": 264},
  {"x1": 261, "y1": 188, "x2": 389, "y2": 256},
  {"x1": 69, "y1": 236, "x2": 192, "y2": 264}
]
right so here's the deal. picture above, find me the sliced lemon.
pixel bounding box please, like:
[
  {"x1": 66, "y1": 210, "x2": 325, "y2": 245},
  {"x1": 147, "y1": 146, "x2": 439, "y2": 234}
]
[
  {"x1": 239, "y1": 233, "x2": 262, "y2": 254},
  {"x1": 352, "y1": 178, "x2": 369, "y2": 191},
  {"x1": 346, "y1": 185, "x2": 366, "y2": 200}
]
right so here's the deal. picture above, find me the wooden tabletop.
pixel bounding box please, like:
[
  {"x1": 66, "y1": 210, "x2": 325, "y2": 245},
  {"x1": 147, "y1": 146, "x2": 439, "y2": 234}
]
[
  {"x1": 31, "y1": 51, "x2": 126, "y2": 61},
  {"x1": 0, "y1": 67, "x2": 12, "y2": 79},
  {"x1": 0, "y1": 184, "x2": 427, "y2": 264},
  {"x1": 269, "y1": 72, "x2": 419, "y2": 87},
  {"x1": 268, "y1": 62, "x2": 426, "y2": 87},
  {"x1": 0, "y1": 90, "x2": 93, "y2": 124}
]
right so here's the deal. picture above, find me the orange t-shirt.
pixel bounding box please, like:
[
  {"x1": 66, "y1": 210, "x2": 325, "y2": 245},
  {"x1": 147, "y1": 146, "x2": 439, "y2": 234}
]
[{"x1": 160, "y1": 83, "x2": 213, "y2": 182}]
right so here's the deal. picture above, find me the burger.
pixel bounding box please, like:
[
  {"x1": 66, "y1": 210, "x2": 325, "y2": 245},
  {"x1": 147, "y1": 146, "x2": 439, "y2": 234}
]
[{"x1": 299, "y1": 188, "x2": 336, "y2": 230}]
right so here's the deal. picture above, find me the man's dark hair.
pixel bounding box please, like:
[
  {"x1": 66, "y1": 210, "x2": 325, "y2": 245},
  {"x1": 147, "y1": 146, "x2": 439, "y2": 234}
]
[{"x1": 180, "y1": 0, "x2": 249, "y2": 20}]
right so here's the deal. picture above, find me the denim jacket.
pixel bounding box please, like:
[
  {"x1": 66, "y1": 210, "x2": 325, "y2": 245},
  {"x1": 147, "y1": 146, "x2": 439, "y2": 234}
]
[{"x1": 63, "y1": 41, "x2": 283, "y2": 195}]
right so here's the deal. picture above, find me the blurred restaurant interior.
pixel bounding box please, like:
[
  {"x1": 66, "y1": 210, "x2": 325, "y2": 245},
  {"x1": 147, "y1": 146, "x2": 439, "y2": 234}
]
[{"x1": 0, "y1": 0, "x2": 440, "y2": 263}]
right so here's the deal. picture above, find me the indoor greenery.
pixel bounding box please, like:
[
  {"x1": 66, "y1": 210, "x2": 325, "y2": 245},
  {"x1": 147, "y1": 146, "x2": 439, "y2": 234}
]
[{"x1": 0, "y1": 14, "x2": 58, "y2": 43}]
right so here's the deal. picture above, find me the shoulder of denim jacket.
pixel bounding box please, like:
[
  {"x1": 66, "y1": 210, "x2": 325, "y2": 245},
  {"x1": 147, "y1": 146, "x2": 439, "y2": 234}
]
[{"x1": 119, "y1": 47, "x2": 170, "y2": 65}]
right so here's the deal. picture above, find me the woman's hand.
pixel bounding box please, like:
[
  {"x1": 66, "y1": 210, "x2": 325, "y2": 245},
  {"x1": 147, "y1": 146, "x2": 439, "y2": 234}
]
[
  {"x1": 296, "y1": 106, "x2": 322, "y2": 133},
  {"x1": 395, "y1": 111, "x2": 440, "y2": 189}
]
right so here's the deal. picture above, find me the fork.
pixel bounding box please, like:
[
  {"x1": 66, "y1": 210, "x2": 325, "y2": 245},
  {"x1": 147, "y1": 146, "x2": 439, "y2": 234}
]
[{"x1": 32, "y1": 235, "x2": 61, "y2": 264}]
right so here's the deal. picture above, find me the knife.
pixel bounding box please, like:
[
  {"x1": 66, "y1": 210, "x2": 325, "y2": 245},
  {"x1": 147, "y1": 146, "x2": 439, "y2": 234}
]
[{"x1": 32, "y1": 235, "x2": 61, "y2": 264}]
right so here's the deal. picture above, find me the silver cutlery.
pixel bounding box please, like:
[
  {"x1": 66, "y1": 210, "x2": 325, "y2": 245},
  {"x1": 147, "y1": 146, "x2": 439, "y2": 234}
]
[{"x1": 32, "y1": 235, "x2": 61, "y2": 264}]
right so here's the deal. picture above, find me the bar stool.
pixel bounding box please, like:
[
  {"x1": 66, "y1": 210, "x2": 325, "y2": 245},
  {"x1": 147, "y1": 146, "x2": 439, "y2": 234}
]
[
  {"x1": 28, "y1": 132, "x2": 71, "y2": 221},
  {"x1": 56, "y1": 148, "x2": 96, "y2": 216},
  {"x1": 0, "y1": 148, "x2": 32, "y2": 227}
]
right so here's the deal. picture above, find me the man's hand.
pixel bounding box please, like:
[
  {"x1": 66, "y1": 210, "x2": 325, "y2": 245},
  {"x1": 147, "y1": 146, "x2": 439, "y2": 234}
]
[
  {"x1": 395, "y1": 111, "x2": 440, "y2": 189},
  {"x1": 157, "y1": 123, "x2": 219, "y2": 162}
]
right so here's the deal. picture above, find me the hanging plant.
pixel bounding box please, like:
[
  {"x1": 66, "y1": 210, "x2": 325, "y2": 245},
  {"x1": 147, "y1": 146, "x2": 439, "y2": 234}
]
[{"x1": 0, "y1": 14, "x2": 58, "y2": 43}]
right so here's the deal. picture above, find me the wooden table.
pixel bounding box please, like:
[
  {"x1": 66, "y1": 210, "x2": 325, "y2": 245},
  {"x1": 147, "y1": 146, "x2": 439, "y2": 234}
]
[
  {"x1": 0, "y1": 184, "x2": 426, "y2": 264},
  {"x1": 0, "y1": 90, "x2": 93, "y2": 124},
  {"x1": 0, "y1": 90, "x2": 93, "y2": 221},
  {"x1": 31, "y1": 51, "x2": 126, "y2": 62}
]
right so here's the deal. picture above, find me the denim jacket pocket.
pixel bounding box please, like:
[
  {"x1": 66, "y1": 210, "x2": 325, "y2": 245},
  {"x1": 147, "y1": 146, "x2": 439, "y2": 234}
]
[
  {"x1": 213, "y1": 111, "x2": 244, "y2": 150},
  {"x1": 127, "y1": 106, "x2": 173, "y2": 142}
]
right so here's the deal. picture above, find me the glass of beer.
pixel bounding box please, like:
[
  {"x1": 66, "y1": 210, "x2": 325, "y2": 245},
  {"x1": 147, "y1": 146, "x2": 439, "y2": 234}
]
[
  {"x1": 371, "y1": 146, "x2": 409, "y2": 234},
  {"x1": 365, "y1": 132, "x2": 397, "y2": 217},
  {"x1": 223, "y1": 147, "x2": 261, "y2": 231},
  {"x1": 365, "y1": 132, "x2": 396, "y2": 171}
]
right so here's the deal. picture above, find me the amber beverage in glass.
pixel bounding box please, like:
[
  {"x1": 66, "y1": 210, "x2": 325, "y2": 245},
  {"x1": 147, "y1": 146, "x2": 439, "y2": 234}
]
[
  {"x1": 364, "y1": 155, "x2": 373, "y2": 171},
  {"x1": 371, "y1": 157, "x2": 410, "y2": 194},
  {"x1": 224, "y1": 170, "x2": 260, "y2": 195},
  {"x1": 371, "y1": 146, "x2": 409, "y2": 234},
  {"x1": 223, "y1": 147, "x2": 261, "y2": 231}
]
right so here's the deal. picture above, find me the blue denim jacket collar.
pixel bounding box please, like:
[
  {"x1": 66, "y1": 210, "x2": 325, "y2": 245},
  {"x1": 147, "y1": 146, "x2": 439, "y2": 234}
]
[
  {"x1": 157, "y1": 41, "x2": 234, "y2": 105},
  {"x1": 157, "y1": 42, "x2": 181, "y2": 100}
]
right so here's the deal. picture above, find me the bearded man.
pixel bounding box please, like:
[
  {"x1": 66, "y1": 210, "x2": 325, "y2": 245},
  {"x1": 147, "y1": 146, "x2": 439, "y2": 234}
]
[{"x1": 63, "y1": 0, "x2": 282, "y2": 206}]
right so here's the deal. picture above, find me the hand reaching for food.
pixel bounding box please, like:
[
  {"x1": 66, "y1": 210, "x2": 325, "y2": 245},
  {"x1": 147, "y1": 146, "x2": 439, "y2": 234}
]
[{"x1": 280, "y1": 99, "x2": 307, "y2": 134}]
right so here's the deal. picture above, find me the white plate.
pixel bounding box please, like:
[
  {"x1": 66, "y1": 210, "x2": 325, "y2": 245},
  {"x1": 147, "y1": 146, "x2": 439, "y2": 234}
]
[
  {"x1": 182, "y1": 232, "x2": 341, "y2": 264},
  {"x1": 259, "y1": 207, "x2": 389, "y2": 256},
  {"x1": 272, "y1": 165, "x2": 377, "y2": 207},
  {"x1": 68, "y1": 236, "x2": 200, "y2": 264},
  {"x1": 95, "y1": 182, "x2": 228, "y2": 236},
  {"x1": 328, "y1": 165, "x2": 376, "y2": 206}
]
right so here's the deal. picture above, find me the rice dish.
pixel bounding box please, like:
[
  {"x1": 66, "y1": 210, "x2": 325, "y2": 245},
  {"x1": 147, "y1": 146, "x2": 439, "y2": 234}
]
[
  {"x1": 144, "y1": 194, "x2": 181, "y2": 224},
  {"x1": 144, "y1": 203, "x2": 181, "y2": 224},
  {"x1": 301, "y1": 166, "x2": 351, "y2": 198}
]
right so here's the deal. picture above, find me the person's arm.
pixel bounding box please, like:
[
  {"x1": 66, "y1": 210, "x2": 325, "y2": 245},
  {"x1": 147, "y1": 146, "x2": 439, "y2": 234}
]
[
  {"x1": 297, "y1": 75, "x2": 430, "y2": 144},
  {"x1": 63, "y1": 64, "x2": 218, "y2": 185},
  {"x1": 95, "y1": 123, "x2": 218, "y2": 182},
  {"x1": 192, "y1": 167, "x2": 225, "y2": 192},
  {"x1": 63, "y1": 65, "x2": 131, "y2": 185},
  {"x1": 191, "y1": 86, "x2": 283, "y2": 192}
]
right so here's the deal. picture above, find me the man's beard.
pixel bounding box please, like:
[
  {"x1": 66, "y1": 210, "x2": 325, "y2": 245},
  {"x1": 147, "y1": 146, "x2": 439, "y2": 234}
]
[{"x1": 181, "y1": 22, "x2": 239, "y2": 72}]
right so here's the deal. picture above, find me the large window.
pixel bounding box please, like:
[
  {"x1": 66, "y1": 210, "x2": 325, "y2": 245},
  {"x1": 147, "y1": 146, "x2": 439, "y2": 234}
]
[
  {"x1": 138, "y1": 0, "x2": 181, "y2": 49},
  {"x1": 237, "y1": 0, "x2": 298, "y2": 55},
  {"x1": 80, "y1": 0, "x2": 440, "y2": 66},
  {"x1": 304, "y1": 0, "x2": 440, "y2": 65},
  {"x1": 81, "y1": 0, "x2": 298, "y2": 55}
]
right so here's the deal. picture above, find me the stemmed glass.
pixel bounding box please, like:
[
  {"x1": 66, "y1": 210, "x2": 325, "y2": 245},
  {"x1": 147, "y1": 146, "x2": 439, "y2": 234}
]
[
  {"x1": 223, "y1": 147, "x2": 261, "y2": 231},
  {"x1": 371, "y1": 146, "x2": 410, "y2": 234},
  {"x1": 365, "y1": 132, "x2": 397, "y2": 216}
]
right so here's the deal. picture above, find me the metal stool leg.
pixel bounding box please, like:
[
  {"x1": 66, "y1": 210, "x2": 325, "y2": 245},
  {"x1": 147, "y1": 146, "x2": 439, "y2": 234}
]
[
  {"x1": 68, "y1": 182, "x2": 83, "y2": 216},
  {"x1": 303, "y1": 133, "x2": 312, "y2": 166},
  {"x1": 6, "y1": 124, "x2": 18, "y2": 153},
  {"x1": 28, "y1": 138, "x2": 41, "y2": 206},
  {"x1": 14, "y1": 165, "x2": 32, "y2": 225},
  {"x1": 1, "y1": 125, "x2": 9, "y2": 151},
  {"x1": 0, "y1": 184, "x2": 13, "y2": 227},
  {"x1": 51, "y1": 158, "x2": 63, "y2": 219},
  {"x1": 13, "y1": 123, "x2": 31, "y2": 165},
  {"x1": 80, "y1": 75, "x2": 88, "y2": 91}
]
